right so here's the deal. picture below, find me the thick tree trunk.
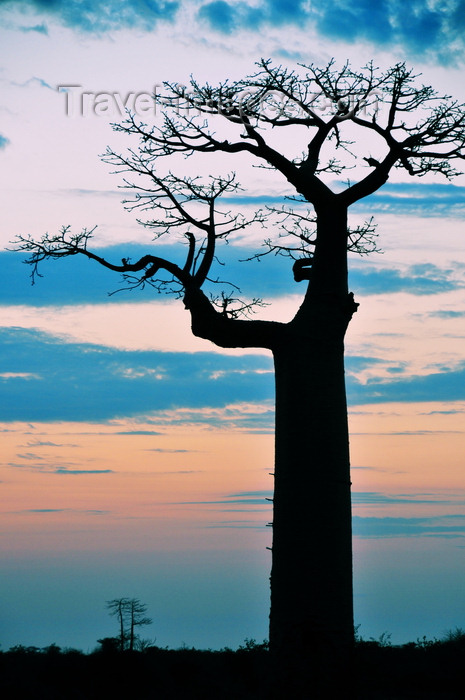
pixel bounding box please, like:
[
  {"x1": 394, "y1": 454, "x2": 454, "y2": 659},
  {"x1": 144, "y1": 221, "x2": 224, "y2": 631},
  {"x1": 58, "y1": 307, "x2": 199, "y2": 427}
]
[
  {"x1": 269, "y1": 206, "x2": 356, "y2": 697},
  {"x1": 270, "y1": 325, "x2": 354, "y2": 696},
  {"x1": 186, "y1": 204, "x2": 357, "y2": 697}
]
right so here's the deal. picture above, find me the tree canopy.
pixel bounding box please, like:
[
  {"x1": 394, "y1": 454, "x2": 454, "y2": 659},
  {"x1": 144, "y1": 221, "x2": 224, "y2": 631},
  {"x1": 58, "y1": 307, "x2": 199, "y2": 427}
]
[{"x1": 14, "y1": 60, "x2": 465, "y2": 329}]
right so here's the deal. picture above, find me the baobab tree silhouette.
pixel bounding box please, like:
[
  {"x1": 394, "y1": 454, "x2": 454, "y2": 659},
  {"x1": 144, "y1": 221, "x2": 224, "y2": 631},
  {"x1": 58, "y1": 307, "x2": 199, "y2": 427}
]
[{"x1": 13, "y1": 60, "x2": 465, "y2": 697}]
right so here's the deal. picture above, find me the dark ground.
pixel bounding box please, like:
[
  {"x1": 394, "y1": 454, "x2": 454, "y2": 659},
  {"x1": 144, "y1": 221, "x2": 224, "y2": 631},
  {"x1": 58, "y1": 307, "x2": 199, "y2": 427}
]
[{"x1": 1, "y1": 634, "x2": 464, "y2": 699}]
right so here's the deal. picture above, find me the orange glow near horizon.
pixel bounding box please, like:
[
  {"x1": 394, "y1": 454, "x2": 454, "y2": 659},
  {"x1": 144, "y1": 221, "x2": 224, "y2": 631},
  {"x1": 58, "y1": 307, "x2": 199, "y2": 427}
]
[
  {"x1": 1, "y1": 419, "x2": 274, "y2": 556},
  {"x1": 2, "y1": 399, "x2": 465, "y2": 556}
]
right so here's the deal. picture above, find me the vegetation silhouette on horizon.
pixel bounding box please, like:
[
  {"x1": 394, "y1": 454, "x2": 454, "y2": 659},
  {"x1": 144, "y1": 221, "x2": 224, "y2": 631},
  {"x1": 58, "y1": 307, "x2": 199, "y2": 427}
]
[
  {"x1": 13, "y1": 58, "x2": 465, "y2": 696},
  {"x1": 3, "y1": 626, "x2": 465, "y2": 700}
]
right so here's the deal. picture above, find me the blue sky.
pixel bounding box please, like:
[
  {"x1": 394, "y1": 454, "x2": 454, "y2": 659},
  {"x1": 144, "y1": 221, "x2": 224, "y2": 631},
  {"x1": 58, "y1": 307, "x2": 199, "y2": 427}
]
[{"x1": 1, "y1": 0, "x2": 465, "y2": 652}]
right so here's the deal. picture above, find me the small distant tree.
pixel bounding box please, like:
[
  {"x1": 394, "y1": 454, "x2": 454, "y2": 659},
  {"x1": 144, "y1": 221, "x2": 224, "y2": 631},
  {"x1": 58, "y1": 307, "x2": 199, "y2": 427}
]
[
  {"x1": 106, "y1": 597, "x2": 153, "y2": 651},
  {"x1": 107, "y1": 598, "x2": 127, "y2": 652},
  {"x1": 127, "y1": 598, "x2": 153, "y2": 651}
]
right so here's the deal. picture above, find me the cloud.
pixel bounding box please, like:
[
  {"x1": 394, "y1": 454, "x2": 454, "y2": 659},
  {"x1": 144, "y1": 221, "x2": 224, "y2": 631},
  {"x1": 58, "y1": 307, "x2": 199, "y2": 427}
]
[
  {"x1": 345, "y1": 355, "x2": 465, "y2": 406},
  {"x1": 151, "y1": 469, "x2": 202, "y2": 474},
  {"x1": 0, "y1": 372, "x2": 41, "y2": 379},
  {"x1": 12, "y1": 76, "x2": 55, "y2": 90},
  {"x1": 181, "y1": 498, "x2": 270, "y2": 506},
  {"x1": 420, "y1": 409, "x2": 465, "y2": 415},
  {"x1": 3, "y1": 325, "x2": 465, "y2": 424},
  {"x1": 429, "y1": 310, "x2": 465, "y2": 319},
  {"x1": 176, "y1": 490, "x2": 273, "y2": 507},
  {"x1": 5, "y1": 449, "x2": 115, "y2": 473},
  {"x1": 0, "y1": 0, "x2": 180, "y2": 32},
  {"x1": 169, "y1": 491, "x2": 465, "y2": 537},
  {"x1": 196, "y1": 0, "x2": 465, "y2": 64},
  {"x1": 54, "y1": 468, "x2": 113, "y2": 474},
  {"x1": 198, "y1": 1, "x2": 236, "y2": 33},
  {"x1": 115, "y1": 430, "x2": 162, "y2": 435},
  {"x1": 353, "y1": 514, "x2": 465, "y2": 539},
  {"x1": 229, "y1": 490, "x2": 273, "y2": 498},
  {"x1": 349, "y1": 262, "x2": 465, "y2": 296},
  {"x1": 4, "y1": 239, "x2": 464, "y2": 309},
  {"x1": 352, "y1": 429, "x2": 465, "y2": 436},
  {"x1": 353, "y1": 492, "x2": 465, "y2": 506},
  {"x1": 18, "y1": 22, "x2": 48, "y2": 33},
  {"x1": 145, "y1": 448, "x2": 192, "y2": 453},
  {"x1": 312, "y1": 0, "x2": 460, "y2": 62},
  {"x1": 16, "y1": 452, "x2": 44, "y2": 460},
  {"x1": 346, "y1": 360, "x2": 465, "y2": 405},
  {"x1": 116, "y1": 367, "x2": 166, "y2": 380},
  {"x1": 204, "y1": 520, "x2": 268, "y2": 529},
  {"x1": 17, "y1": 507, "x2": 109, "y2": 513},
  {"x1": 225, "y1": 183, "x2": 465, "y2": 218},
  {"x1": 23, "y1": 439, "x2": 70, "y2": 447},
  {"x1": 140, "y1": 403, "x2": 275, "y2": 432},
  {"x1": 25, "y1": 508, "x2": 64, "y2": 512},
  {"x1": 0, "y1": 327, "x2": 274, "y2": 422},
  {"x1": 352, "y1": 183, "x2": 465, "y2": 218},
  {"x1": 1, "y1": 0, "x2": 464, "y2": 62},
  {"x1": 195, "y1": 0, "x2": 321, "y2": 34}
]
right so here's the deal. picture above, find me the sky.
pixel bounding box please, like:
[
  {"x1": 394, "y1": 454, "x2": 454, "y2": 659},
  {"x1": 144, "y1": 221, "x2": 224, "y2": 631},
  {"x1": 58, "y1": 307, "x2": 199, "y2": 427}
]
[{"x1": 1, "y1": 0, "x2": 465, "y2": 652}]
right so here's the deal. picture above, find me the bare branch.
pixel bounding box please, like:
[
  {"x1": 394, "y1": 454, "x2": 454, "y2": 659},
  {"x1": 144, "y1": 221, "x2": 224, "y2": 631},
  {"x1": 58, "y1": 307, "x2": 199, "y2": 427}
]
[
  {"x1": 210, "y1": 290, "x2": 269, "y2": 319},
  {"x1": 11, "y1": 225, "x2": 193, "y2": 291},
  {"x1": 242, "y1": 207, "x2": 380, "y2": 269}
]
